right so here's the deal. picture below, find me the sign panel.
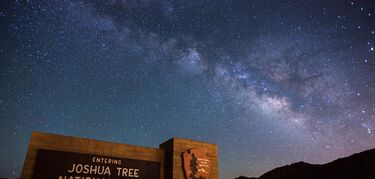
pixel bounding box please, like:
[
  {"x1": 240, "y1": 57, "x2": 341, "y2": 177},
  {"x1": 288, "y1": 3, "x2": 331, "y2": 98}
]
[
  {"x1": 182, "y1": 148, "x2": 211, "y2": 179},
  {"x1": 32, "y1": 149, "x2": 160, "y2": 179}
]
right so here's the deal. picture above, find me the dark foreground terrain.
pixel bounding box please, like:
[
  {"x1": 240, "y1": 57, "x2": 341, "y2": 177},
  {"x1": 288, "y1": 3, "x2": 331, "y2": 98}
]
[{"x1": 236, "y1": 148, "x2": 375, "y2": 179}]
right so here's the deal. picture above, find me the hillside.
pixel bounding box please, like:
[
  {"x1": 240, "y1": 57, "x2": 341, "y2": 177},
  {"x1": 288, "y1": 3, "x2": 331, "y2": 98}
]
[{"x1": 236, "y1": 148, "x2": 375, "y2": 179}]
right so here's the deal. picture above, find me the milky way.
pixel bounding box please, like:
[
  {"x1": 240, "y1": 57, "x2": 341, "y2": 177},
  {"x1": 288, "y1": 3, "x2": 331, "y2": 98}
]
[{"x1": 1, "y1": 0, "x2": 375, "y2": 178}]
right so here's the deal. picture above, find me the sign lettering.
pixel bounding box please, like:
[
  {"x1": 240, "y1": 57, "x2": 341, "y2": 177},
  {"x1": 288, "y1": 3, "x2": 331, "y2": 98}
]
[{"x1": 32, "y1": 149, "x2": 160, "y2": 179}]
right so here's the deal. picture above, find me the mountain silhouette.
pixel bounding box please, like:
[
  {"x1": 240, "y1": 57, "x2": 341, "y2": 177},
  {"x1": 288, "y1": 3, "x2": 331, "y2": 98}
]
[{"x1": 236, "y1": 148, "x2": 375, "y2": 179}]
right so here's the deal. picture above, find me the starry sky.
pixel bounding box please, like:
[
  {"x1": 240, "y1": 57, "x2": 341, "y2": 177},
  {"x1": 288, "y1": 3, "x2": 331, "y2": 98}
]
[{"x1": 1, "y1": 0, "x2": 375, "y2": 178}]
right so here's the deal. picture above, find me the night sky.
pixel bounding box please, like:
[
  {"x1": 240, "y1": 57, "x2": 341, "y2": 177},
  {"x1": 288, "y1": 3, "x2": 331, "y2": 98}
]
[{"x1": 1, "y1": 0, "x2": 375, "y2": 178}]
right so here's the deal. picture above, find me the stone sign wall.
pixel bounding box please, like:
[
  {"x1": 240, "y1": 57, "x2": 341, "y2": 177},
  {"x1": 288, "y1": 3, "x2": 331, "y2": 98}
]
[{"x1": 21, "y1": 131, "x2": 218, "y2": 179}]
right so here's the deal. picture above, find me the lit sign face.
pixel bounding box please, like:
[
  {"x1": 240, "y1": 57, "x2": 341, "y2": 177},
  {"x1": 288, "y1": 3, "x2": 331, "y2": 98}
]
[
  {"x1": 32, "y1": 149, "x2": 160, "y2": 179},
  {"x1": 182, "y1": 148, "x2": 211, "y2": 179}
]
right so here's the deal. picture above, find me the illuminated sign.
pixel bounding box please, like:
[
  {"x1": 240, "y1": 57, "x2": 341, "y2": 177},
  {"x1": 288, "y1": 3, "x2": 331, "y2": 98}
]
[
  {"x1": 32, "y1": 149, "x2": 160, "y2": 179},
  {"x1": 182, "y1": 148, "x2": 211, "y2": 179}
]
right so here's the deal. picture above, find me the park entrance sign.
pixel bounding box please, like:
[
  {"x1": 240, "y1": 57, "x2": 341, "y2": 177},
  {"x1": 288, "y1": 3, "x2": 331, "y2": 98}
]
[
  {"x1": 21, "y1": 131, "x2": 218, "y2": 179},
  {"x1": 33, "y1": 149, "x2": 160, "y2": 179}
]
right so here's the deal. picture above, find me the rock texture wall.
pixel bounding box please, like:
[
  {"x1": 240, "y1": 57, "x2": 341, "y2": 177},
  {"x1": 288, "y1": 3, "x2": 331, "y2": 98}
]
[{"x1": 21, "y1": 131, "x2": 218, "y2": 179}]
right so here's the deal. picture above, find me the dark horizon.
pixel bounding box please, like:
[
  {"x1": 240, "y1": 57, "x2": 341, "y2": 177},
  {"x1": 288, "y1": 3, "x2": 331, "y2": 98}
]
[
  {"x1": 237, "y1": 147, "x2": 375, "y2": 179},
  {"x1": 1, "y1": 0, "x2": 375, "y2": 178}
]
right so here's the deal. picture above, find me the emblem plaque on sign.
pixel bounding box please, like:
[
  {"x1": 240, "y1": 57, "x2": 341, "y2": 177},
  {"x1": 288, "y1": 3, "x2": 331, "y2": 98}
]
[{"x1": 182, "y1": 148, "x2": 211, "y2": 179}]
